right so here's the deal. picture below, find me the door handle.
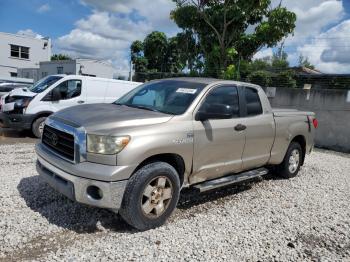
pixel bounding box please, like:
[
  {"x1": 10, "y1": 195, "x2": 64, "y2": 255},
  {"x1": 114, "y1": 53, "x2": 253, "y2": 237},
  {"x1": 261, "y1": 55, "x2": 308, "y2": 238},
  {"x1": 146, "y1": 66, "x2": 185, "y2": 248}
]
[
  {"x1": 77, "y1": 100, "x2": 85, "y2": 104},
  {"x1": 234, "y1": 124, "x2": 246, "y2": 131}
]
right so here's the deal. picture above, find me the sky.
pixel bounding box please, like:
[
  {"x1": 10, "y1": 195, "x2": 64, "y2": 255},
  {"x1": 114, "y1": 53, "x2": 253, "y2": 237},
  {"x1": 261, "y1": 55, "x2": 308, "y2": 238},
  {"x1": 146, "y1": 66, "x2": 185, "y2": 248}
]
[{"x1": 1, "y1": 0, "x2": 350, "y2": 76}]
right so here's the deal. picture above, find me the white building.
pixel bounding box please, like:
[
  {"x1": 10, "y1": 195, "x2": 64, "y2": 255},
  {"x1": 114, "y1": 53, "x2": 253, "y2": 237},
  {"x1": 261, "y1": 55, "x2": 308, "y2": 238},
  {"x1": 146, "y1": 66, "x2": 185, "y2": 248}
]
[
  {"x1": 18, "y1": 59, "x2": 116, "y2": 82},
  {"x1": 0, "y1": 32, "x2": 51, "y2": 82}
]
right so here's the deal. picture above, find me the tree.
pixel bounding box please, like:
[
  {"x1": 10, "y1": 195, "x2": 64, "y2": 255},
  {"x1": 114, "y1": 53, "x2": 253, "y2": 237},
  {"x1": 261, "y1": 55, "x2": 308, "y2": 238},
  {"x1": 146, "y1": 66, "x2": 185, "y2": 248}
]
[
  {"x1": 171, "y1": 0, "x2": 297, "y2": 77},
  {"x1": 166, "y1": 36, "x2": 182, "y2": 73},
  {"x1": 51, "y1": 54, "x2": 71, "y2": 61},
  {"x1": 130, "y1": 30, "x2": 203, "y2": 81},
  {"x1": 298, "y1": 55, "x2": 315, "y2": 69},
  {"x1": 175, "y1": 30, "x2": 202, "y2": 72},
  {"x1": 131, "y1": 40, "x2": 148, "y2": 73},
  {"x1": 143, "y1": 31, "x2": 168, "y2": 72}
]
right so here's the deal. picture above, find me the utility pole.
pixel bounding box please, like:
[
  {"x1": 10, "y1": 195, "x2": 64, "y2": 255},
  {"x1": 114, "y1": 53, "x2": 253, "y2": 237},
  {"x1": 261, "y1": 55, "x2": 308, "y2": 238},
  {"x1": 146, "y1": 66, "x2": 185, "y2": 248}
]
[{"x1": 129, "y1": 58, "x2": 133, "y2": 81}]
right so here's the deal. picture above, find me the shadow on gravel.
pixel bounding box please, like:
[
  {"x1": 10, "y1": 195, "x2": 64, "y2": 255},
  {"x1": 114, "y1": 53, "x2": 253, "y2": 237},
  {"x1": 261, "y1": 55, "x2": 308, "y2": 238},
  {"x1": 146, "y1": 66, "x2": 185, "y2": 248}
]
[
  {"x1": 0, "y1": 128, "x2": 37, "y2": 144},
  {"x1": 17, "y1": 175, "x2": 135, "y2": 234},
  {"x1": 178, "y1": 177, "x2": 262, "y2": 210},
  {"x1": 18, "y1": 174, "x2": 269, "y2": 233}
]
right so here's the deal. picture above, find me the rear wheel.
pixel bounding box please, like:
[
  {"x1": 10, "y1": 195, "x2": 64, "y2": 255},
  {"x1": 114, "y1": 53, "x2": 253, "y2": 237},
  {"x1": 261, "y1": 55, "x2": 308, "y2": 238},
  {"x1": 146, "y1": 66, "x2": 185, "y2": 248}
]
[
  {"x1": 32, "y1": 117, "x2": 47, "y2": 138},
  {"x1": 276, "y1": 142, "x2": 302, "y2": 179},
  {"x1": 119, "y1": 162, "x2": 180, "y2": 231}
]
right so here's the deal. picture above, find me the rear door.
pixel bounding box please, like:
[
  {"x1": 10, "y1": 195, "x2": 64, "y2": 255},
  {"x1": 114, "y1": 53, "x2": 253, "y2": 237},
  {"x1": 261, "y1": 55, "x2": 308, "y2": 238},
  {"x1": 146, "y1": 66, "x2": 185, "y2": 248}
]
[
  {"x1": 240, "y1": 87, "x2": 275, "y2": 170},
  {"x1": 85, "y1": 79, "x2": 108, "y2": 104},
  {"x1": 191, "y1": 85, "x2": 246, "y2": 183},
  {"x1": 104, "y1": 82, "x2": 138, "y2": 103}
]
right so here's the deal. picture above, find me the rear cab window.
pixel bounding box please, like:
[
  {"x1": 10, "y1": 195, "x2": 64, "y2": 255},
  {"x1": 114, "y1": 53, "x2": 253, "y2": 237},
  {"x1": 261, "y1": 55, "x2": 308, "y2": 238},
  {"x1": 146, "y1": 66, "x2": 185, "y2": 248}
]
[{"x1": 244, "y1": 87, "x2": 263, "y2": 116}]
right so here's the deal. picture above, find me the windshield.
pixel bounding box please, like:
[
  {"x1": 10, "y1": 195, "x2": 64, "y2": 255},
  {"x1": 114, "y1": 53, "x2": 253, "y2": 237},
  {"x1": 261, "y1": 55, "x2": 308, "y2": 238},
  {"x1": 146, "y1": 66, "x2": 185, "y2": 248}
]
[
  {"x1": 29, "y1": 76, "x2": 63, "y2": 93},
  {"x1": 115, "y1": 80, "x2": 206, "y2": 115}
]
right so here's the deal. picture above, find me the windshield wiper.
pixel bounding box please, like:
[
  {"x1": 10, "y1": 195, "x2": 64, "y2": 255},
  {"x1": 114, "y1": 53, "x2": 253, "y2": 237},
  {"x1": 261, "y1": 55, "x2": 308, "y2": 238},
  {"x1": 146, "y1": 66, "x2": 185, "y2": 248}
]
[
  {"x1": 129, "y1": 104, "x2": 160, "y2": 112},
  {"x1": 125, "y1": 104, "x2": 169, "y2": 114}
]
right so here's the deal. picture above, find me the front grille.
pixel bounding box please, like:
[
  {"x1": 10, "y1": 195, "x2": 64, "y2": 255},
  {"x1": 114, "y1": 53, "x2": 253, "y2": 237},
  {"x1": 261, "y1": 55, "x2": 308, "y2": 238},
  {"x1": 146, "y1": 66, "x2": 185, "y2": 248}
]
[{"x1": 42, "y1": 125, "x2": 75, "y2": 161}]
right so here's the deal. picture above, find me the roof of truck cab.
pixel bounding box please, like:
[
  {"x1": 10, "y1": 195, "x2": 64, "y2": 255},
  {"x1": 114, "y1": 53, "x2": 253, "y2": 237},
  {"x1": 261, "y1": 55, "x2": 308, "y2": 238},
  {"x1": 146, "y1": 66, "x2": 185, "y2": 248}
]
[{"x1": 158, "y1": 77, "x2": 261, "y2": 88}]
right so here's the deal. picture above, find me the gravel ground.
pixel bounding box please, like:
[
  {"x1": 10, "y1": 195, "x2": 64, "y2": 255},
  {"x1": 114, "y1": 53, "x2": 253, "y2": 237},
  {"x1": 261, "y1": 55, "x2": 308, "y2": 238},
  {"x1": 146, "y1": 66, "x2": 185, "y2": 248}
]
[{"x1": 0, "y1": 143, "x2": 349, "y2": 261}]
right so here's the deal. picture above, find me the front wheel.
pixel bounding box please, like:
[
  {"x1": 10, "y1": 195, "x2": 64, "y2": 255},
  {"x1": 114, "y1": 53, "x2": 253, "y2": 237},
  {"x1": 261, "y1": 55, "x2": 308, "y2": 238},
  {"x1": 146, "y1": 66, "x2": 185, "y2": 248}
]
[
  {"x1": 119, "y1": 162, "x2": 180, "y2": 231},
  {"x1": 276, "y1": 142, "x2": 303, "y2": 179},
  {"x1": 32, "y1": 117, "x2": 47, "y2": 138}
]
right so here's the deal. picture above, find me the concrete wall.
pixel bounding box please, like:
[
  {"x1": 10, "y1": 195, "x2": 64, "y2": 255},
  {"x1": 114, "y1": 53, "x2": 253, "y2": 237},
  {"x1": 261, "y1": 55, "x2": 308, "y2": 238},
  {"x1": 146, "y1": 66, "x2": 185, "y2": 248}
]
[
  {"x1": 265, "y1": 87, "x2": 350, "y2": 153},
  {"x1": 0, "y1": 32, "x2": 51, "y2": 78}
]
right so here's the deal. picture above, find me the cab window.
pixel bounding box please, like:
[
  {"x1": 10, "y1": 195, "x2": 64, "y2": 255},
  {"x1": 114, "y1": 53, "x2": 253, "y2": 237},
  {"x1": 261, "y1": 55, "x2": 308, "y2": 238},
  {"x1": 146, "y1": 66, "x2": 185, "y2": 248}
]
[
  {"x1": 199, "y1": 86, "x2": 240, "y2": 118},
  {"x1": 244, "y1": 87, "x2": 262, "y2": 116},
  {"x1": 54, "y1": 80, "x2": 82, "y2": 100}
]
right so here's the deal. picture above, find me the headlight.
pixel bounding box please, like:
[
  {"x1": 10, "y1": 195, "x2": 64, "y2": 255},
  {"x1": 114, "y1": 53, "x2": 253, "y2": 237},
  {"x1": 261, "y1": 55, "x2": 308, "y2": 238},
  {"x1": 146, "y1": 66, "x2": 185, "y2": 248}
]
[
  {"x1": 87, "y1": 134, "x2": 130, "y2": 155},
  {"x1": 15, "y1": 97, "x2": 32, "y2": 108}
]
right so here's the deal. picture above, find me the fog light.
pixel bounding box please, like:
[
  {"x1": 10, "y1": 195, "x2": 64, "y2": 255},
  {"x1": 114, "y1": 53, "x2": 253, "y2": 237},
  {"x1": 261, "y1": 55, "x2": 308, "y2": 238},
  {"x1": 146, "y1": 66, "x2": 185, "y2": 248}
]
[{"x1": 86, "y1": 185, "x2": 103, "y2": 200}]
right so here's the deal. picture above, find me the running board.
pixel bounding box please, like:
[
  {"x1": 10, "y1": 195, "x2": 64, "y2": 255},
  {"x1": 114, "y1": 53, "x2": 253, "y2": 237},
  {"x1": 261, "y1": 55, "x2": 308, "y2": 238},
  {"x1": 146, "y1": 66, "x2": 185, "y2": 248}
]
[{"x1": 193, "y1": 168, "x2": 269, "y2": 192}]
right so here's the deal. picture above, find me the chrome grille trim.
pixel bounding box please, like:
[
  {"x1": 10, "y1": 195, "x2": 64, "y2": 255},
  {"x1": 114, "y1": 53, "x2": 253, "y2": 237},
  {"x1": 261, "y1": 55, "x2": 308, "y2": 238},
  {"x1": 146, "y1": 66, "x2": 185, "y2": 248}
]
[{"x1": 43, "y1": 118, "x2": 87, "y2": 163}]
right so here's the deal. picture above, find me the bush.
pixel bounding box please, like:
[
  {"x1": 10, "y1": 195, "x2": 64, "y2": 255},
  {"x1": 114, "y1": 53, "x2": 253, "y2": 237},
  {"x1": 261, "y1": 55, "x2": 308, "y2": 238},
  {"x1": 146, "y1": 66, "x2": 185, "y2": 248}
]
[
  {"x1": 247, "y1": 70, "x2": 272, "y2": 87},
  {"x1": 272, "y1": 70, "x2": 296, "y2": 88}
]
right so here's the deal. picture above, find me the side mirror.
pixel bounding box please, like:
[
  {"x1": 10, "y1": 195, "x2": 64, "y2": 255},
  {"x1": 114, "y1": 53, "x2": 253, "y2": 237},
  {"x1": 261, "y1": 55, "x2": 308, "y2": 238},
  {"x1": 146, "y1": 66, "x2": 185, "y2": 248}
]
[
  {"x1": 51, "y1": 88, "x2": 61, "y2": 101},
  {"x1": 195, "y1": 104, "x2": 233, "y2": 121}
]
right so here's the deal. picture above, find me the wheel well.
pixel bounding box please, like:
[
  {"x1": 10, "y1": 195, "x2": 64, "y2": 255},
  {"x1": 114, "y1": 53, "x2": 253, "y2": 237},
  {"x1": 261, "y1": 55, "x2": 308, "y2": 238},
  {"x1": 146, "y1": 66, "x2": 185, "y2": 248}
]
[
  {"x1": 291, "y1": 135, "x2": 306, "y2": 165},
  {"x1": 31, "y1": 112, "x2": 52, "y2": 126},
  {"x1": 135, "y1": 154, "x2": 186, "y2": 186}
]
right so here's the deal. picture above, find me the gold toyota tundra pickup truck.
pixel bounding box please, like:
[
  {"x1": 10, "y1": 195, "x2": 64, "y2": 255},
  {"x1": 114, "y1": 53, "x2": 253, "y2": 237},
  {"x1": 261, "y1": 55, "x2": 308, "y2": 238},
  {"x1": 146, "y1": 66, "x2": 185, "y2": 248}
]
[{"x1": 35, "y1": 78, "x2": 318, "y2": 230}]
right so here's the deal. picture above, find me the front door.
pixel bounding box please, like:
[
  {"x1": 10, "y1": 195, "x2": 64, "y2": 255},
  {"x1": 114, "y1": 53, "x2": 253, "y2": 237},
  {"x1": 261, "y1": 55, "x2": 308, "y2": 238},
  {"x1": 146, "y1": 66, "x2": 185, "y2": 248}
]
[
  {"x1": 50, "y1": 79, "x2": 85, "y2": 112},
  {"x1": 191, "y1": 85, "x2": 246, "y2": 184}
]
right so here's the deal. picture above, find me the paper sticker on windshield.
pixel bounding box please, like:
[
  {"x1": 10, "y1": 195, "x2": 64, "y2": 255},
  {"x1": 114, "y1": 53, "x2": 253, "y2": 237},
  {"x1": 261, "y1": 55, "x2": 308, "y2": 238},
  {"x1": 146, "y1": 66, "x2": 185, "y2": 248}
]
[{"x1": 176, "y1": 88, "x2": 197, "y2": 94}]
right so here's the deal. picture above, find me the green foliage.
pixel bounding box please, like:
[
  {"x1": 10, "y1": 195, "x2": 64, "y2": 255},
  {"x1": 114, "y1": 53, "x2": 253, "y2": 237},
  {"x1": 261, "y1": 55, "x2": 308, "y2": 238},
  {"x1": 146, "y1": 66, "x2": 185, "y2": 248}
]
[
  {"x1": 223, "y1": 64, "x2": 236, "y2": 80},
  {"x1": 247, "y1": 70, "x2": 272, "y2": 87},
  {"x1": 143, "y1": 31, "x2": 168, "y2": 72},
  {"x1": 131, "y1": 40, "x2": 143, "y2": 59},
  {"x1": 171, "y1": 0, "x2": 296, "y2": 75},
  {"x1": 133, "y1": 57, "x2": 148, "y2": 73},
  {"x1": 273, "y1": 70, "x2": 297, "y2": 88},
  {"x1": 240, "y1": 59, "x2": 268, "y2": 79},
  {"x1": 130, "y1": 30, "x2": 202, "y2": 81},
  {"x1": 240, "y1": 49, "x2": 297, "y2": 88},
  {"x1": 131, "y1": 40, "x2": 147, "y2": 73},
  {"x1": 175, "y1": 30, "x2": 202, "y2": 72},
  {"x1": 130, "y1": 1, "x2": 299, "y2": 86},
  {"x1": 51, "y1": 54, "x2": 71, "y2": 61}
]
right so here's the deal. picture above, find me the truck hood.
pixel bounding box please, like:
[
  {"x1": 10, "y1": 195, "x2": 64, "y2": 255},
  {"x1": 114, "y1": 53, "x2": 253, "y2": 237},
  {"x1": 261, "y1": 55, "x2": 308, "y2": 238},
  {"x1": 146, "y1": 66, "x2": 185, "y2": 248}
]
[
  {"x1": 51, "y1": 103, "x2": 173, "y2": 134},
  {"x1": 6, "y1": 87, "x2": 36, "y2": 98}
]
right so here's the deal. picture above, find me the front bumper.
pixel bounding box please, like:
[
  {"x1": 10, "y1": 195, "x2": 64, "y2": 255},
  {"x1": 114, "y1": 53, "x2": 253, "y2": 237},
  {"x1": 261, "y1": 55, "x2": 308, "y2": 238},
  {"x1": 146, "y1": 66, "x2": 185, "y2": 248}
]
[
  {"x1": 0, "y1": 112, "x2": 35, "y2": 130},
  {"x1": 36, "y1": 153, "x2": 128, "y2": 211}
]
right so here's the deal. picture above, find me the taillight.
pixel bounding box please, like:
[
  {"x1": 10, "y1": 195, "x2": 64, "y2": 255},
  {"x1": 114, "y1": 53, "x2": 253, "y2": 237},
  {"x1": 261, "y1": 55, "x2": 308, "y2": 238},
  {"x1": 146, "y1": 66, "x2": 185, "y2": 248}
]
[{"x1": 312, "y1": 118, "x2": 318, "y2": 129}]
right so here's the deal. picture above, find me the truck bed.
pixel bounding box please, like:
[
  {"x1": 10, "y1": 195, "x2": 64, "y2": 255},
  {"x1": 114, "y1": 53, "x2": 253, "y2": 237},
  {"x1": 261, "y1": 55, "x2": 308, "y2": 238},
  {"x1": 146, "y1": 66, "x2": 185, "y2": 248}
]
[{"x1": 272, "y1": 108, "x2": 315, "y2": 117}]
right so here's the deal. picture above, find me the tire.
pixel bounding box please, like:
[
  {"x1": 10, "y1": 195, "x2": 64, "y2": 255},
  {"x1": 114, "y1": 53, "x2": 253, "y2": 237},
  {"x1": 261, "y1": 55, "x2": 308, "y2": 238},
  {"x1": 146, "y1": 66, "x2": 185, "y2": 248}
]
[
  {"x1": 119, "y1": 162, "x2": 180, "y2": 231},
  {"x1": 276, "y1": 142, "x2": 303, "y2": 179},
  {"x1": 32, "y1": 117, "x2": 47, "y2": 138}
]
